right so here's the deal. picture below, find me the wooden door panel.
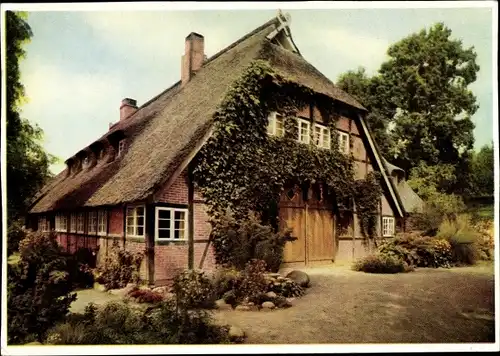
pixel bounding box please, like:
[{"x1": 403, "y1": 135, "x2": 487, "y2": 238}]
[
  {"x1": 308, "y1": 209, "x2": 335, "y2": 262},
  {"x1": 279, "y1": 207, "x2": 306, "y2": 263}
]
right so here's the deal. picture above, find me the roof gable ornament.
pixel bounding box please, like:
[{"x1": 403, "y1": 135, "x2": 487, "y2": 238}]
[{"x1": 266, "y1": 10, "x2": 301, "y2": 55}]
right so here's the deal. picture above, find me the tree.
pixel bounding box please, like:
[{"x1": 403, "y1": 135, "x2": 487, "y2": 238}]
[
  {"x1": 337, "y1": 23, "x2": 480, "y2": 176},
  {"x1": 6, "y1": 11, "x2": 54, "y2": 220},
  {"x1": 336, "y1": 68, "x2": 395, "y2": 156},
  {"x1": 470, "y1": 143, "x2": 494, "y2": 196}
]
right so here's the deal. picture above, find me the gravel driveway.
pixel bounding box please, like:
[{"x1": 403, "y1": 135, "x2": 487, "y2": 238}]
[{"x1": 213, "y1": 264, "x2": 495, "y2": 344}]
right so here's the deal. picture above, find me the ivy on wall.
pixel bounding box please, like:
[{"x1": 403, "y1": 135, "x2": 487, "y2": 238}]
[{"x1": 192, "y1": 60, "x2": 382, "y2": 255}]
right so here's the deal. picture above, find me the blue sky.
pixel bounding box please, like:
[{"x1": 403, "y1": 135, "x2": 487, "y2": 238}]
[{"x1": 16, "y1": 4, "x2": 495, "y2": 174}]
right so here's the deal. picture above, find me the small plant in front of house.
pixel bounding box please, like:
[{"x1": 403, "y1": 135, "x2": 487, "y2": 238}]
[
  {"x1": 210, "y1": 211, "x2": 296, "y2": 271},
  {"x1": 172, "y1": 269, "x2": 217, "y2": 309},
  {"x1": 353, "y1": 254, "x2": 411, "y2": 274},
  {"x1": 128, "y1": 289, "x2": 164, "y2": 304},
  {"x1": 96, "y1": 240, "x2": 144, "y2": 290}
]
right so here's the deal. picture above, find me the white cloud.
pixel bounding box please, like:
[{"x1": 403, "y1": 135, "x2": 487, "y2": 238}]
[
  {"x1": 307, "y1": 27, "x2": 390, "y2": 75},
  {"x1": 20, "y1": 59, "x2": 125, "y2": 173}
]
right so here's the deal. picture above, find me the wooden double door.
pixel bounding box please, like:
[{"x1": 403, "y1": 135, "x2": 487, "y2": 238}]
[{"x1": 279, "y1": 184, "x2": 336, "y2": 265}]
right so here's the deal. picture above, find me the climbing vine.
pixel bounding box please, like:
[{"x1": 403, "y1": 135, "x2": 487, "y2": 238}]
[{"x1": 192, "y1": 60, "x2": 382, "y2": 262}]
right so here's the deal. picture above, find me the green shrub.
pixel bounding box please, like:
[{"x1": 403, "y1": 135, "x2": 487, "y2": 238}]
[
  {"x1": 411, "y1": 193, "x2": 466, "y2": 235},
  {"x1": 437, "y1": 214, "x2": 480, "y2": 265},
  {"x1": 268, "y1": 277, "x2": 305, "y2": 298},
  {"x1": 128, "y1": 289, "x2": 164, "y2": 304},
  {"x1": 237, "y1": 259, "x2": 268, "y2": 303},
  {"x1": 47, "y1": 300, "x2": 231, "y2": 345},
  {"x1": 96, "y1": 241, "x2": 144, "y2": 290},
  {"x1": 353, "y1": 254, "x2": 410, "y2": 274},
  {"x1": 210, "y1": 211, "x2": 296, "y2": 271},
  {"x1": 172, "y1": 270, "x2": 216, "y2": 309},
  {"x1": 473, "y1": 220, "x2": 494, "y2": 261},
  {"x1": 378, "y1": 233, "x2": 453, "y2": 268},
  {"x1": 211, "y1": 267, "x2": 242, "y2": 300},
  {"x1": 8, "y1": 230, "x2": 77, "y2": 344},
  {"x1": 7, "y1": 219, "x2": 26, "y2": 256}
]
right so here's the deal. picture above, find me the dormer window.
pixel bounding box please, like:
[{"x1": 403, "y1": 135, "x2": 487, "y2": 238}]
[
  {"x1": 117, "y1": 139, "x2": 126, "y2": 157},
  {"x1": 82, "y1": 156, "x2": 90, "y2": 169},
  {"x1": 297, "y1": 118, "x2": 310, "y2": 144},
  {"x1": 337, "y1": 131, "x2": 349, "y2": 154},
  {"x1": 314, "y1": 123, "x2": 331, "y2": 149},
  {"x1": 267, "y1": 112, "x2": 285, "y2": 137}
]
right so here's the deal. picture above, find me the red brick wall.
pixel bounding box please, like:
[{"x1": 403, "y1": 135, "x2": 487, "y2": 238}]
[
  {"x1": 336, "y1": 116, "x2": 350, "y2": 132},
  {"x1": 156, "y1": 172, "x2": 189, "y2": 204},
  {"x1": 109, "y1": 206, "x2": 123, "y2": 235}
]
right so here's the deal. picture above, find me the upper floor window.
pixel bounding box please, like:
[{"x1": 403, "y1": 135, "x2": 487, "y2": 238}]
[
  {"x1": 98, "y1": 210, "x2": 107, "y2": 236},
  {"x1": 39, "y1": 216, "x2": 50, "y2": 232},
  {"x1": 155, "y1": 207, "x2": 188, "y2": 241},
  {"x1": 382, "y1": 217, "x2": 395, "y2": 237},
  {"x1": 297, "y1": 118, "x2": 310, "y2": 144},
  {"x1": 117, "y1": 139, "x2": 126, "y2": 157},
  {"x1": 267, "y1": 112, "x2": 285, "y2": 137},
  {"x1": 55, "y1": 213, "x2": 67, "y2": 232},
  {"x1": 126, "y1": 205, "x2": 145, "y2": 237},
  {"x1": 314, "y1": 124, "x2": 331, "y2": 149},
  {"x1": 338, "y1": 131, "x2": 349, "y2": 154},
  {"x1": 82, "y1": 156, "x2": 90, "y2": 169},
  {"x1": 88, "y1": 211, "x2": 97, "y2": 235}
]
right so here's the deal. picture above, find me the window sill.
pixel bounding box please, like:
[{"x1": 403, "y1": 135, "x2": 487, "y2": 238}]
[{"x1": 155, "y1": 239, "x2": 188, "y2": 246}]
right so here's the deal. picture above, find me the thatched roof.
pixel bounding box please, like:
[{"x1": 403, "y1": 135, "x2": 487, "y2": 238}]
[
  {"x1": 382, "y1": 158, "x2": 425, "y2": 214},
  {"x1": 29, "y1": 15, "x2": 367, "y2": 214}
]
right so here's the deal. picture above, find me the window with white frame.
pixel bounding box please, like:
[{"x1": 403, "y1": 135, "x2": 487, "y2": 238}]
[
  {"x1": 267, "y1": 112, "x2": 285, "y2": 137},
  {"x1": 70, "y1": 213, "x2": 77, "y2": 233},
  {"x1": 55, "y1": 213, "x2": 67, "y2": 232},
  {"x1": 314, "y1": 123, "x2": 331, "y2": 149},
  {"x1": 297, "y1": 118, "x2": 310, "y2": 144},
  {"x1": 88, "y1": 211, "x2": 97, "y2": 235},
  {"x1": 126, "y1": 205, "x2": 145, "y2": 237},
  {"x1": 337, "y1": 131, "x2": 349, "y2": 154},
  {"x1": 155, "y1": 207, "x2": 188, "y2": 240},
  {"x1": 98, "y1": 210, "x2": 107, "y2": 236},
  {"x1": 39, "y1": 216, "x2": 50, "y2": 232},
  {"x1": 118, "y1": 139, "x2": 126, "y2": 157},
  {"x1": 382, "y1": 217, "x2": 395, "y2": 237},
  {"x1": 76, "y1": 213, "x2": 85, "y2": 233}
]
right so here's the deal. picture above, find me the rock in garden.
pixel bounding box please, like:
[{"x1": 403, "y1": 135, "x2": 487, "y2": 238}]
[
  {"x1": 215, "y1": 299, "x2": 233, "y2": 310},
  {"x1": 261, "y1": 301, "x2": 275, "y2": 309},
  {"x1": 152, "y1": 286, "x2": 169, "y2": 295},
  {"x1": 265, "y1": 291, "x2": 277, "y2": 299},
  {"x1": 286, "y1": 270, "x2": 310, "y2": 288},
  {"x1": 286, "y1": 297, "x2": 295, "y2": 305},
  {"x1": 235, "y1": 305, "x2": 251, "y2": 311},
  {"x1": 228, "y1": 326, "x2": 245, "y2": 340}
]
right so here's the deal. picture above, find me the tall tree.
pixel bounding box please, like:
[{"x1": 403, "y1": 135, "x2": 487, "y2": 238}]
[
  {"x1": 337, "y1": 22, "x2": 480, "y2": 176},
  {"x1": 470, "y1": 143, "x2": 494, "y2": 196},
  {"x1": 336, "y1": 68, "x2": 395, "y2": 156},
  {"x1": 6, "y1": 11, "x2": 54, "y2": 220}
]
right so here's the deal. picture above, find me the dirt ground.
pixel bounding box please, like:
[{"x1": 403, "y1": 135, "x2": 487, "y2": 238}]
[
  {"x1": 70, "y1": 263, "x2": 495, "y2": 344},
  {"x1": 213, "y1": 264, "x2": 496, "y2": 344}
]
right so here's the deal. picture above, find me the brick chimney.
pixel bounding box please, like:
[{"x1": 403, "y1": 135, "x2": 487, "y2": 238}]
[
  {"x1": 120, "y1": 98, "x2": 137, "y2": 121},
  {"x1": 181, "y1": 32, "x2": 205, "y2": 87}
]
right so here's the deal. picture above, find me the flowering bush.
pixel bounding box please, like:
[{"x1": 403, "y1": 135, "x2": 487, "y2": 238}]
[
  {"x1": 353, "y1": 254, "x2": 411, "y2": 274},
  {"x1": 96, "y1": 241, "x2": 144, "y2": 290}
]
